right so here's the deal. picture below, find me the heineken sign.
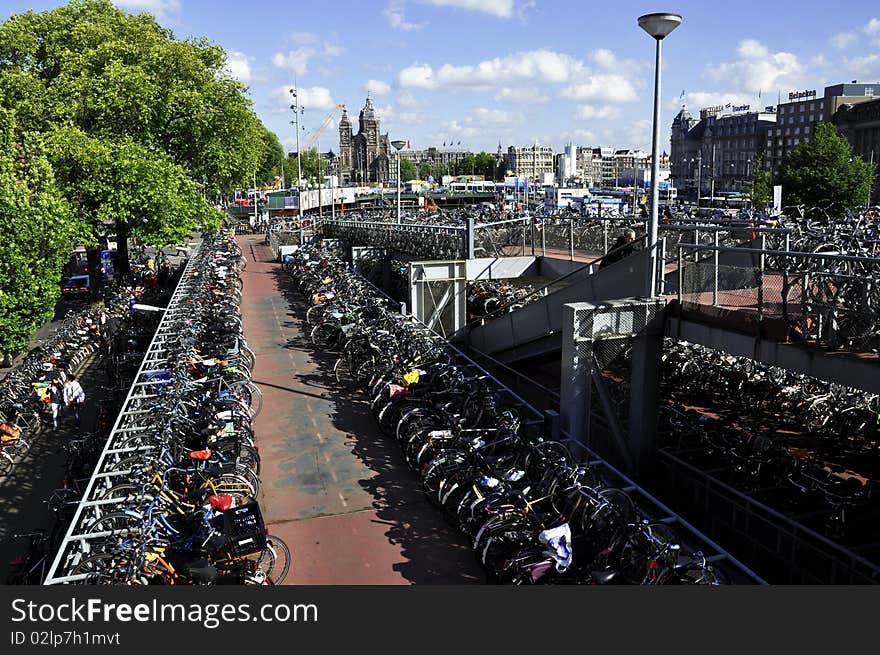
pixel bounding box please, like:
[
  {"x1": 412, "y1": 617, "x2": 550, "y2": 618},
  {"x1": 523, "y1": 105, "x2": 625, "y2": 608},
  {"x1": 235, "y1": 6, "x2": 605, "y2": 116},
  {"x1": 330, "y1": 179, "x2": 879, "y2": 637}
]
[{"x1": 788, "y1": 89, "x2": 817, "y2": 101}]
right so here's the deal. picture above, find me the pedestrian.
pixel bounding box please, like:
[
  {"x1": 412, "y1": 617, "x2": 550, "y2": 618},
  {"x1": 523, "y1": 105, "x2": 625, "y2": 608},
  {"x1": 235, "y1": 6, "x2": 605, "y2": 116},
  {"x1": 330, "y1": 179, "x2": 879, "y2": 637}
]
[
  {"x1": 48, "y1": 378, "x2": 64, "y2": 430},
  {"x1": 600, "y1": 228, "x2": 637, "y2": 269},
  {"x1": 63, "y1": 374, "x2": 86, "y2": 428}
]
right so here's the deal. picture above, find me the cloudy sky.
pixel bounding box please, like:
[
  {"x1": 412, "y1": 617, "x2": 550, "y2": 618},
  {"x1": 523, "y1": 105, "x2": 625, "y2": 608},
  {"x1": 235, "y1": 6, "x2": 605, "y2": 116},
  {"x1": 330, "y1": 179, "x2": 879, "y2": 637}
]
[{"x1": 4, "y1": 0, "x2": 880, "y2": 155}]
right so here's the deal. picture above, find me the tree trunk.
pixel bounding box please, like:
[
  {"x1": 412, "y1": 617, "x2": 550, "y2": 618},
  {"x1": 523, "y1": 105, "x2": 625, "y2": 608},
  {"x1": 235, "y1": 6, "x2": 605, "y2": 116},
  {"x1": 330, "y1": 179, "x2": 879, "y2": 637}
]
[
  {"x1": 86, "y1": 247, "x2": 102, "y2": 301},
  {"x1": 115, "y1": 218, "x2": 131, "y2": 280}
]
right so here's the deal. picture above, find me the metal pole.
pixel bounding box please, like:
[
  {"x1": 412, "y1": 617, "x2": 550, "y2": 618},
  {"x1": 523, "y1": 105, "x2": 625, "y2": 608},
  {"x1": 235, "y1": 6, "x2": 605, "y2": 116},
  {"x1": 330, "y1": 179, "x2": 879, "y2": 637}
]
[
  {"x1": 569, "y1": 218, "x2": 574, "y2": 260},
  {"x1": 397, "y1": 151, "x2": 402, "y2": 224},
  {"x1": 712, "y1": 230, "x2": 719, "y2": 306},
  {"x1": 696, "y1": 154, "x2": 701, "y2": 208},
  {"x1": 710, "y1": 142, "x2": 715, "y2": 202},
  {"x1": 647, "y1": 34, "x2": 663, "y2": 297},
  {"x1": 253, "y1": 171, "x2": 258, "y2": 227}
]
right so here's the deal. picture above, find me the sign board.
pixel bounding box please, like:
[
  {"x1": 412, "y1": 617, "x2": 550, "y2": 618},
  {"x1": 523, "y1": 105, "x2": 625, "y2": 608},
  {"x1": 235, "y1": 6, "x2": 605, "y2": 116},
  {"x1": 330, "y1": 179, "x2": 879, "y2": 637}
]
[
  {"x1": 788, "y1": 89, "x2": 816, "y2": 101},
  {"x1": 773, "y1": 185, "x2": 782, "y2": 214}
]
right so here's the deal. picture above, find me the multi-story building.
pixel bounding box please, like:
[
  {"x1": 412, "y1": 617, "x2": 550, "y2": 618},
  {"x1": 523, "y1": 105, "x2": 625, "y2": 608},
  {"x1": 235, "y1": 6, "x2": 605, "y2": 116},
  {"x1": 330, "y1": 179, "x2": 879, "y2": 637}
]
[
  {"x1": 400, "y1": 146, "x2": 471, "y2": 177},
  {"x1": 338, "y1": 96, "x2": 391, "y2": 185},
  {"x1": 833, "y1": 96, "x2": 880, "y2": 204},
  {"x1": 504, "y1": 143, "x2": 554, "y2": 180},
  {"x1": 766, "y1": 83, "x2": 878, "y2": 176},
  {"x1": 671, "y1": 105, "x2": 776, "y2": 198}
]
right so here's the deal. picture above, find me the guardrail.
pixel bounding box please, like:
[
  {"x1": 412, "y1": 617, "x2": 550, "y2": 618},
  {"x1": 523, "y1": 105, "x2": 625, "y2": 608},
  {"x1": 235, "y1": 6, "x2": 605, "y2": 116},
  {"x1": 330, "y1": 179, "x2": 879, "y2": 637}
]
[
  {"x1": 320, "y1": 218, "x2": 469, "y2": 260},
  {"x1": 675, "y1": 243, "x2": 880, "y2": 352},
  {"x1": 43, "y1": 245, "x2": 205, "y2": 584}
]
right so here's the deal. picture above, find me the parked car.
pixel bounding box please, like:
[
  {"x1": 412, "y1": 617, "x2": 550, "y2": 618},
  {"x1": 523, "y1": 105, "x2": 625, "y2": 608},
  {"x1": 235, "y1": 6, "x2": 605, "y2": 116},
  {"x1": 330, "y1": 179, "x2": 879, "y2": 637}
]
[{"x1": 61, "y1": 275, "x2": 90, "y2": 301}]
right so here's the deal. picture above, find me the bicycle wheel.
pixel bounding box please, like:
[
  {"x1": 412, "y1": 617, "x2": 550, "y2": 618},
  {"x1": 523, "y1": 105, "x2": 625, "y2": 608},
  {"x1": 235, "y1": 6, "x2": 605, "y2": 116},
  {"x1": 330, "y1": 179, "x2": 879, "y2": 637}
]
[
  {"x1": 261, "y1": 535, "x2": 291, "y2": 585},
  {"x1": 70, "y1": 553, "x2": 133, "y2": 584},
  {"x1": 0, "y1": 453, "x2": 14, "y2": 476},
  {"x1": 229, "y1": 381, "x2": 263, "y2": 419}
]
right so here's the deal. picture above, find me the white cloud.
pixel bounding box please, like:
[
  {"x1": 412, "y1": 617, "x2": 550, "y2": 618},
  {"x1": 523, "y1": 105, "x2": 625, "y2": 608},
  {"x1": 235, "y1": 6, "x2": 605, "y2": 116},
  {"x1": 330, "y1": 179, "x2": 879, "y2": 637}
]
[
  {"x1": 668, "y1": 91, "x2": 756, "y2": 111},
  {"x1": 397, "y1": 91, "x2": 419, "y2": 107},
  {"x1": 573, "y1": 129, "x2": 597, "y2": 143},
  {"x1": 365, "y1": 80, "x2": 392, "y2": 95},
  {"x1": 494, "y1": 87, "x2": 548, "y2": 104},
  {"x1": 420, "y1": 0, "x2": 515, "y2": 19},
  {"x1": 560, "y1": 75, "x2": 639, "y2": 103},
  {"x1": 398, "y1": 63, "x2": 435, "y2": 88},
  {"x1": 376, "y1": 104, "x2": 420, "y2": 125},
  {"x1": 705, "y1": 39, "x2": 803, "y2": 95},
  {"x1": 844, "y1": 53, "x2": 880, "y2": 80},
  {"x1": 471, "y1": 107, "x2": 523, "y2": 125},
  {"x1": 399, "y1": 49, "x2": 590, "y2": 93},
  {"x1": 272, "y1": 48, "x2": 315, "y2": 76},
  {"x1": 574, "y1": 104, "x2": 621, "y2": 121},
  {"x1": 270, "y1": 85, "x2": 335, "y2": 112},
  {"x1": 622, "y1": 119, "x2": 652, "y2": 150},
  {"x1": 811, "y1": 53, "x2": 831, "y2": 68},
  {"x1": 114, "y1": 0, "x2": 180, "y2": 21},
  {"x1": 831, "y1": 32, "x2": 858, "y2": 49},
  {"x1": 864, "y1": 18, "x2": 880, "y2": 35},
  {"x1": 224, "y1": 51, "x2": 252, "y2": 83},
  {"x1": 442, "y1": 120, "x2": 481, "y2": 139},
  {"x1": 272, "y1": 40, "x2": 344, "y2": 76},
  {"x1": 385, "y1": 2, "x2": 426, "y2": 31}
]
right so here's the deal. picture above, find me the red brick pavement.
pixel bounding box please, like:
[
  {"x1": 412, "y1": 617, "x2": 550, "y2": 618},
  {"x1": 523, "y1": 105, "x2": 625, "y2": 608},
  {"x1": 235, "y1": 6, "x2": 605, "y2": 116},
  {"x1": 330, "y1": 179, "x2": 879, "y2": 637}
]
[{"x1": 237, "y1": 235, "x2": 482, "y2": 584}]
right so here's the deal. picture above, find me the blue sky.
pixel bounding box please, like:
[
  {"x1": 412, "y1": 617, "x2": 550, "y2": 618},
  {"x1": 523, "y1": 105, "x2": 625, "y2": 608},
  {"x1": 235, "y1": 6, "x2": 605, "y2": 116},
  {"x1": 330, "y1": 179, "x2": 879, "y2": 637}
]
[{"x1": 3, "y1": 0, "x2": 880, "y2": 155}]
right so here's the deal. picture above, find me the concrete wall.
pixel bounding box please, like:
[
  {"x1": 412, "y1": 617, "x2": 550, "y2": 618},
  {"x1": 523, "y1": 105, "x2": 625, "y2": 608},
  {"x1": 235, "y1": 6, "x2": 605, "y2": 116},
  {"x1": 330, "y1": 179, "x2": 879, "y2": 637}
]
[
  {"x1": 466, "y1": 257, "x2": 538, "y2": 280},
  {"x1": 468, "y1": 250, "x2": 649, "y2": 358}
]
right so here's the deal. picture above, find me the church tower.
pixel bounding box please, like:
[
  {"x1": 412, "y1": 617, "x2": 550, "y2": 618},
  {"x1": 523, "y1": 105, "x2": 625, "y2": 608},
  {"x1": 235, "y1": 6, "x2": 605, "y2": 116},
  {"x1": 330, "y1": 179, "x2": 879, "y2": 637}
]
[
  {"x1": 338, "y1": 108, "x2": 353, "y2": 185},
  {"x1": 360, "y1": 96, "x2": 381, "y2": 182}
]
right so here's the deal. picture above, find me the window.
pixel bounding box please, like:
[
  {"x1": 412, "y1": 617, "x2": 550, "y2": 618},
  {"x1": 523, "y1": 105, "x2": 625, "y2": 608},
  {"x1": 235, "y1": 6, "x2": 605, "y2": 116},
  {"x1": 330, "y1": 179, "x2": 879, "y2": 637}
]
[
  {"x1": 866, "y1": 87, "x2": 875, "y2": 97},
  {"x1": 804, "y1": 126, "x2": 810, "y2": 134},
  {"x1": 787, "y1": 138, "x2": 792, "y2": 146},
  {"x1": 818, "y1": 113, "x2": 823, "y2": 121},
  {"x1": 795, "y1": 128, "x2": 800, "y2": 135},
  {"x1": 809, "y1": 102, "x2": 816, "y2": 111},
  {"x1": 785, "y1": 128, "x2": 790, "y2": 135},
  {"x1": 793, "y1": 138, "x2": 800, "y2": 146},
  {"x1": 788, "y1": 116, "x2": 794, "y2": 124},
  {"x1": 799, "y1": 104, "x2": 805, "y2": 112}
]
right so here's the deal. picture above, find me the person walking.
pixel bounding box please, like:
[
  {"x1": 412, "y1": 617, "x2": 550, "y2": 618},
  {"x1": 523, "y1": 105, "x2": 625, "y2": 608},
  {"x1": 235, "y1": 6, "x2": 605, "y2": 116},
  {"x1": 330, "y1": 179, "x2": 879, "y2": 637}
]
[
  {"x1": 600, "y1": 228, "x2": 637, "y2": 269},
  {"x1": 48, "y1": 378, "x2": 64, "y2": 430},
  {"x1": 63, "y1": 375, "x2": 86, "y2": 428}
]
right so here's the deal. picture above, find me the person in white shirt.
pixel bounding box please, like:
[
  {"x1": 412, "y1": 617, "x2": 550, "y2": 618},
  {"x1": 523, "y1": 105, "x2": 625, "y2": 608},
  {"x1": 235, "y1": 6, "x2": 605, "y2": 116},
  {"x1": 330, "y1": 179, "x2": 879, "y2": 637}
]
[{"x1": 63, "y1": 374, "x2": 86, "y2": 428}]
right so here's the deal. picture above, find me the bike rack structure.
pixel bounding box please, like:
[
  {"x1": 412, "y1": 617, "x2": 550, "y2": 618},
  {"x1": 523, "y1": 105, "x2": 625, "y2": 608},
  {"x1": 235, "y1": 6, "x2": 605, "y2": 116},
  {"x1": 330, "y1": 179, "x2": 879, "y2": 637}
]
[{"x1": 44, "y1": 243, "x2": 207, "y2": 584}]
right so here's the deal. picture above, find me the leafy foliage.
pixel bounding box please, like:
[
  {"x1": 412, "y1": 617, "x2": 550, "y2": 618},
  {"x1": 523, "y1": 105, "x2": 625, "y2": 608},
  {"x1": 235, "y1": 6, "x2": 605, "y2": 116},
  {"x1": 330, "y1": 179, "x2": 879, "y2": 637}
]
[
  {"x1": 0, "y1": 109, "x2": 80, "y2": 354},
  {"x1": 747, "y1": 155, "x2": 771, "y2": 209},
  {"x1": 399, "y1": 157, "x2": 416, "y2": 182},
  {"x1": 777, "y1": 122, "x2": 875, "y2": 211}
]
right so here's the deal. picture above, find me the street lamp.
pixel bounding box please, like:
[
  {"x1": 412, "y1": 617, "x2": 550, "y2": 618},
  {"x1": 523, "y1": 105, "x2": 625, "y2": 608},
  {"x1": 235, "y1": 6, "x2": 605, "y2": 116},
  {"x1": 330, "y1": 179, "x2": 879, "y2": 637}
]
[
  {"x1": 391, "y1": 140, "x2": 407, "y2": 224},
  {"x1": 639, "y1": 11, "x2": 682, "y2": 297}
]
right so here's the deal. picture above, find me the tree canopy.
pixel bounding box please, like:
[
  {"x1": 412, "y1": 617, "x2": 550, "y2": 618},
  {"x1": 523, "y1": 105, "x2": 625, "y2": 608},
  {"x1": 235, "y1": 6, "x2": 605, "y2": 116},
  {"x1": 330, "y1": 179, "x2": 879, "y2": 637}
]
[
  {"x1": 747, "y1": 155, "x2": 771, "y2": 209},
  {"x1": 0, "y1": 0, "x2": 281, "y2": 350},
  {"x1": 0, "y1": 108, "x2": 81, "y2": 354},
  {"x1": 777, "y1": 122, "x2": 875, "y2": 211}
]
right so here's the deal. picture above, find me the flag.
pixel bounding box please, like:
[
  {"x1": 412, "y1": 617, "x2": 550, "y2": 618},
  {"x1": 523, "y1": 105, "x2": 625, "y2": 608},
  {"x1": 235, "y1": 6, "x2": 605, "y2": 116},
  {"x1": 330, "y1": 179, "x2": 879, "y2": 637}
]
[
  {"x1": 442, "y1": 141, "x2": 446, "y2": 146},
  {"x1": 758, "y1": 89, "x2": 762, "y2": 99},
  {"x1": 680, "y1": 89, "x2": 685, "y2": 99},
  {"x1": 534, "y1": 216, "x2": 543, "y2": 232},
  {"x1": 724, "y1": 102, "x2": 731, "y2": 109}
]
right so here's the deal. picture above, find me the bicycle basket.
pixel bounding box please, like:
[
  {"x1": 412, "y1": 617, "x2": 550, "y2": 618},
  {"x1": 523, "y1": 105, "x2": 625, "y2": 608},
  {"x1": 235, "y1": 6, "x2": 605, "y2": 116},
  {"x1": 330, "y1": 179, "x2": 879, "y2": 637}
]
[{"x1": 218, "y1": 500, "x2": 267, "y2": 557}]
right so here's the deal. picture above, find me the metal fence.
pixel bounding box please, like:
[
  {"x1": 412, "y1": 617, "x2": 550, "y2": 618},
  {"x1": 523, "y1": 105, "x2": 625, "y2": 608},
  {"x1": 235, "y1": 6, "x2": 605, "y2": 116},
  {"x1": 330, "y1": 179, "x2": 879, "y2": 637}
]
[
  {"x1": 321, "y1": 219, "x2": 468, "y2": 260},
  {"x1": 676, "y1": 244, "x2": 880, "y2": 352},
  {"x1": 43, "y1": 244, "x2": 206, "y2": 584}
]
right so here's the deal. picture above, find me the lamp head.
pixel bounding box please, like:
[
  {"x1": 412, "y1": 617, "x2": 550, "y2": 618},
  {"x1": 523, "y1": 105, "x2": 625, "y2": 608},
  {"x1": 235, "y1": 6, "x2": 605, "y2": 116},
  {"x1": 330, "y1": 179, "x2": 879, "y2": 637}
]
[
  {"x1": 638, "y1": 12, "x2": 682, "y2": 39},
  {"x1": 391, "y1": 140, "x2": 407, "y2": 151}
]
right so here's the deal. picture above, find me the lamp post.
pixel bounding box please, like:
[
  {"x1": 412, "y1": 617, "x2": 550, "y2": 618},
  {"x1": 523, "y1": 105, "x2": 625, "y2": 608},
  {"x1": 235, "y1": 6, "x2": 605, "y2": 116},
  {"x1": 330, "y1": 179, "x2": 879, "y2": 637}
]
[
  {"x1": 638, "y1": 11, "x2": 682, "y2": 296},
  {"x1": 391, "y1": 140, "x2": 406, "y2": 224},
  {"x1": 289, "y1": 87, "x2": 303, "y2": 191}
]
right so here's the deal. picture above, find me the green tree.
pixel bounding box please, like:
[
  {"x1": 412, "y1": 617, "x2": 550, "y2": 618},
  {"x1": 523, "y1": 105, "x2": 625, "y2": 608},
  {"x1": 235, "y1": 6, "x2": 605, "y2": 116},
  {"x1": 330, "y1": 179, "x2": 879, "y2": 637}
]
[
  {"x1": 0, "y1": 0, "x2": 267, "y2": 274},
  {"x1": 256, "y1": 125, "x2": 285, "y2": 188},
  {"x1": 747, "y1": 155, "x2": 771, "y2": 209},
  {"x1": 777, "y1": 122, "x2": 875, "y2": 211},
  {"x1": 0, "y1": 108, "x2": 81, "y2": 355},
  {"x1": 399, "y1": 158, "x2": 416, "y2": 182}
]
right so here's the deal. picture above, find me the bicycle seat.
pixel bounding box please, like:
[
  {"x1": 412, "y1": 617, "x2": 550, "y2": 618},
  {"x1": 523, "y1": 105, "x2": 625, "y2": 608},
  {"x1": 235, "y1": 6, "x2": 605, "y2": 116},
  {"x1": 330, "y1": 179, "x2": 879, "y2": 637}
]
[
  {"x1": 190, "y1": 449, "x2": 212, "y2": 460},
  {"x1": 209, "y1": 495, "x2": 234, "y2": 511}
]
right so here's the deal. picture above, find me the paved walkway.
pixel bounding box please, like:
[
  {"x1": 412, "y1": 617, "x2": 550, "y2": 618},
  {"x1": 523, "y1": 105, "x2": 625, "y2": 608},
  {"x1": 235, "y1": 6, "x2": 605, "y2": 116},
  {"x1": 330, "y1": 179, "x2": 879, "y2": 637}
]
[{"x1": 237, "y1": 235, "x2": 482, "y2": 585}]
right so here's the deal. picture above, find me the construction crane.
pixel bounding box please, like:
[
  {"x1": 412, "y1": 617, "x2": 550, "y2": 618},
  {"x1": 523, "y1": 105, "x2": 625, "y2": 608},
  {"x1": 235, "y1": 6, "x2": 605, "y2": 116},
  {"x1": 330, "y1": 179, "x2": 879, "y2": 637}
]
[{"x1": 301, "y1": 103, "x2": 345, "y2": 154}]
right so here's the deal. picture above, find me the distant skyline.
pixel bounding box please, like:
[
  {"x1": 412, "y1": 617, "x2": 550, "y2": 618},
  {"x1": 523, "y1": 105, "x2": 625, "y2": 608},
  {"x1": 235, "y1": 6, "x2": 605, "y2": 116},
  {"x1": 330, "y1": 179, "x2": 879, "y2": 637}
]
[{"x1": 3, "y1": 0, "x2": 880, "y2": 155}]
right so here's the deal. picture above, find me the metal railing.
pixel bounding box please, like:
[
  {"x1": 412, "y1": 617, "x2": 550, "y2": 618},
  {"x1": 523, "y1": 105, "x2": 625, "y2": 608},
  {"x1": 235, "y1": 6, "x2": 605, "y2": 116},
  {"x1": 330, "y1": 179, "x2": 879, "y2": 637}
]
[
  {"x1": 43, "y1": 244, "x2": 206, "y2": 584},
  {"x1": 320, "y1": 218, "x2": 469, "y2": 260},
  {"x1": 675, "y1": 243, "x2": 880, "y2": 352}
]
